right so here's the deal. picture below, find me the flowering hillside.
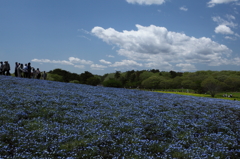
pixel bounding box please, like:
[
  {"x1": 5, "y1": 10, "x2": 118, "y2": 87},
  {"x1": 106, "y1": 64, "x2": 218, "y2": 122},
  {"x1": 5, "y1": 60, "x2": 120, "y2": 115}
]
[{"x1": 1, "y1": 75, "x2": 240, "y2": 158}]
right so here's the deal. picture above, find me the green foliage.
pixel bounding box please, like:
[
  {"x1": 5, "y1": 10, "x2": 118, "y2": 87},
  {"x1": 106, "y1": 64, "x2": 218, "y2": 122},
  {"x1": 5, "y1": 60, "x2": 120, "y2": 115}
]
[
  {"x1": 79, "y1": 71, "x2": 94, "y2": 84},
  {"x1": 159, "y1": 79, "x2": 172, "y2": 89},
  {"x1": 201, "y1": 76, "x2": 221, "y2": 97},
  {"x1": 181, "y1": 80, "x2": 194, "y2": 89},
  {"x1": 125, "y1": 81, "x2": 141, "y2": 88},
  {"x1": 86, "y1": 76, "x2": 101, "y2": 86},
  {"x1": 103, "y1": 73, "x2": 115, "y2": 82},
  {"x1": 142, "y1": 76, "x2": 163, "y2": 89},
  {"x1": 114, "y1": 71, "x2": 121, "y2": 79},
  {"x1": 47, "y1": 73, "x2": 63, "y2": 82},
  {"x1": 103, "y1": 78, "x2": 123, "y2": 88},
  {"x1": 224, "y1": 76, "x2": 240, "y2": 91},
  {"x1": 48, "y1": 68, "x2": 240, "y2": 93},
  {"x1": 49, "y1": 68, "x2": 80, "y2": 82},
  {"x1": 139, "y1": 71, "x2": 155, "y2": 82},
  {"x1": 69, "y1": 80, "x2": 80, "y2": 84}
]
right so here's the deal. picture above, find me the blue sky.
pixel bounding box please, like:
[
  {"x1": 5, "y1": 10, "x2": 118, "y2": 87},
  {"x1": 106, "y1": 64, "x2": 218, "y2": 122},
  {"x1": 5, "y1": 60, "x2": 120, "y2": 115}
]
[{"x1": 0, "y1": 0, "x2": 240, "y2": 75}]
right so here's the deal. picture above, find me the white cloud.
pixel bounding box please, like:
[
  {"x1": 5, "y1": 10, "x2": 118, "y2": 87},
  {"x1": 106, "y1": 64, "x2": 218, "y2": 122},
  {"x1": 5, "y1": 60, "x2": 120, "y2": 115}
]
[
  {"x1": 215, "y1": 25, "x2": 234, "y2": 34},
  {"x1": 179, "y1": 6, "x2": 188, "y2": 11},
  {"x1": 107, "y1": 55, "x2": 115, "y2": 58},
  {"x1": 226, "y1": 14, "x2": 235, "y2": 20},
  {"x1": 126, "y1": 0, "x2": 165, "y2": 5},
  {"x1": 31, "y1": 59, "x2": 74, "y2": 65},
  {"x1": 78, "y1": 28, "x2": 90, "y2": 34},
  {"x1": 212, "y1": 15, "x2": 239, "y2": 39},
  {"x1": 74, "y1": 65, "x2": 85, "y2": 69},
  {"x1": 99, "y1": 59, "x2": 112, "y2": 65},
  {"x1": 231, "y1": 57, "x2": 240, "y2": 65},
  {"x1": 69, "y1": 57, "x2": 93, "y2": 65},
  {"x1": 92, "y1": 24, "x2": 232, "y2": 69},
  {"x1": 176, "y1": 63, "x2": 196, "y2": 72},
  {"x1": 212, "y1": 16, "x2": 238, "y2": 28},
  {"x1": 207, "y1": 0, "x2": 238, "y2": 7},
  {"x1": 32, "y1": 57, "x2": 95, "y2": 70},
  {"x1": 110, "y1": 60, "x2": 142, "y2": 68},
  {"x1": 78, "y1": 35, "x2": 91, "y2": 41},
  {"x1": 225, "y1": 36, "x2": 237, "y2": 40},
  {"x1": 235, "y1": 33, "x2": 240, "y2": 37},
  {"x1": 90, "y1": 64, "x2": 107, "y2": 70}
]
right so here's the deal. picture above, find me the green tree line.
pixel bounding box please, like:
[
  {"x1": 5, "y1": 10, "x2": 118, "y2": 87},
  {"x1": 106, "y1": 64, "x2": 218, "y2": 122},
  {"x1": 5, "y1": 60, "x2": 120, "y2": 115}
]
[{"x1": 47, "y1": 68, "x2": 240, "y2": 97}]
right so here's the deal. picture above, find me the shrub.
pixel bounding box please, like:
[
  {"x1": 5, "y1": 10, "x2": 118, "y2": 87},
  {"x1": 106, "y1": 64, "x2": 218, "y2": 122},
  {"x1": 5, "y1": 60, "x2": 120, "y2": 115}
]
[
  {"x1": 86, "y1": 76, "x2": 101, "y2": 86},
  {"x1": 103, "y1": 78, "x2": 123, "y2": 88},
  {"x1": 69, "y1": 80, "x2": 80, "y2": 84}
]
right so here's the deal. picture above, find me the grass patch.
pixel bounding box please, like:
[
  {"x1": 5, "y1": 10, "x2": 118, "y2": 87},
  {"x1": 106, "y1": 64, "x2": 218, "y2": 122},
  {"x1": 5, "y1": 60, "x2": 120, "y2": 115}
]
[{"x1": 155, "y1": 91, "x2": 240, "y2": 101}]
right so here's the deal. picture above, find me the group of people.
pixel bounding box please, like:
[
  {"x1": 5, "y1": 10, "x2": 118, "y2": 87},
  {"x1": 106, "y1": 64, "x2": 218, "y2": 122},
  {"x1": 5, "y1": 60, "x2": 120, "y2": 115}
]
[
  {"x1": 0, "y1": 61, "x2": 11, "y2": 75},
  {"x1": 0, "y1": 61, "x2": 47, "y2": 80},
  {"x1": 222, "y1": 94, "x2": 233, "y2": 98}
]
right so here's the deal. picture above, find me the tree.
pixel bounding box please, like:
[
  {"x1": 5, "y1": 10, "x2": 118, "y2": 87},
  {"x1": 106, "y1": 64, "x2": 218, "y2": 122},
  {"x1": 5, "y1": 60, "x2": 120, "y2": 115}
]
[
  {"x1": 181, "y1": 80, "x2": 194, "y2": 89},
  {"x1": 141, "y1": 76, "x2": 162, "y2": 89},
  {"x1": 103, "y1": 78, "x2": 123, "y2": 88},
  {"x1": 224, "y1": 76, "x2": 240, "y2": 91},
  {"x1": 169, "y1": 70, "x2": 177, "y2": 78},
  {"x1": 101, "y1": 73, "x2": 109, "y2": 82},
  {"x1": 87, "y1": 76, "x2": 101, "y2": 86},
  {"x1": 201, "y1": 77, "x2": 221, "y2": 97},
  {"x1": 171, "y1": 76, "x2": 182, "y2": 89},
  {"x1": 139, "y1": 71, "x2": 155, "y2": 82},
  {"x1": 159, "y1": 79, "x2": 172, "y2": 89},
  {"x1": 79, "y1": 71, "x2": 94, "y2": 84},
  {"x1": 48, "y1": 74, "x2": 63, "y2": 82},
  {"x1": 114, "y1": 71, "x2": 121, "y2": 79}
]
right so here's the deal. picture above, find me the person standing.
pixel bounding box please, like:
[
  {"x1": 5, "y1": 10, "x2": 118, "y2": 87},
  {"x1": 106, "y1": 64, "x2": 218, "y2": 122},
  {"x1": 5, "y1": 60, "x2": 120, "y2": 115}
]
[
  {"x1": 36, "y1": 68, "x2": 41, "y2": 79},
  {"x1": 4, "y1": 61, "x2": 11, "y2": 76},
  {"x1": 14, "y1": 62, "x2": 18, "y2": 77},
  {"x1": 42, "y1": 71, "x2": 47, "y2": 80},
  {"x1": 0, "y1": 61, "x2": 3, "y2": 75},
  {"x1": 32, "y1": 67, "x2": 36, "y2": 79},
  {"x1": 17, "y1": 63, "x2": 24, "y2": 77},
  {"x1": 7, "y1": 61, "x2": 11, "y2": 76},
  {"x1": 23, "y1": 64, "x2": 28, "y2": 78},
  {"x1": 27, "y1": 62, "x2": 31, "y2": 78}
]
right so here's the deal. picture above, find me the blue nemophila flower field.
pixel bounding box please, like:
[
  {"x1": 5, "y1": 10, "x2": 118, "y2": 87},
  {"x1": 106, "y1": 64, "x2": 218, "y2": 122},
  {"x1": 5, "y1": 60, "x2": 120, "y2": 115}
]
[{"x1": 1, "y1": 76, "x2": 240, "y2": 158}]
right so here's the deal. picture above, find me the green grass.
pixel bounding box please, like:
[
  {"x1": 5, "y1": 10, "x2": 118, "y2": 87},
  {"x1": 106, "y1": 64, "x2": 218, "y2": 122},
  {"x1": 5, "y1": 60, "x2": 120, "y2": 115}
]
[{"x1": 155, "y1": 90, "x2": 240, "y2": 101}]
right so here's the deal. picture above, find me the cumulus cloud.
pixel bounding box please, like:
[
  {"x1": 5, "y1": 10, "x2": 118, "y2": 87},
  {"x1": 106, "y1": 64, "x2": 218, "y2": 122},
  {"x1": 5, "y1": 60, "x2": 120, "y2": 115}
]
[
  {"x1": 74, "y1": 65, "x2": 85, "y2": 69},
  {"x1": 110, "y1": 60, "x2": 143, "y2": 68},
  {"x1": 212, "y1": 16, "x2": 237, "y2": 28},
  {"x1": 225, "y1": 36, "x2": 237, "y2": 40},
  {"x1": 215, "y1": 25, "x2": 234, "y2": 34},
  {"x1": 31, "y1": 59, "x2": 74, "y2": 65},
  {"x1": 212, "y1": 15, "x2": 239, "y2": 39},
  {"x1": 90, "y1": 64, "x2": 107, "y2": 70},
  {"x1": 207, "y1": 0, "x2": 238, "y2": 7},
  {"x1": 126, "y1": 0, "x2": 165, "y2": 5},
  {"x1": 69, "y1": 57, "x2": 93, "y2": 65},
  {"x1": 179, "y1": 6, "x2": 188, "y2": 11},
  {"x1": 32, "y1": 57, "x2": 95, "y2": 70},
  {"x1": 231, "y1": 57, "x2": 240, "y2": 65},
  {"x1": 92, "y1": 24, "x2": 232, "y2": 69},
  {"x1": 176, "y1": 63, "x2": 196, "y2": 72},
  {"x1": 100, "y1": 59, "x2": 112, "y2": 65}
]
